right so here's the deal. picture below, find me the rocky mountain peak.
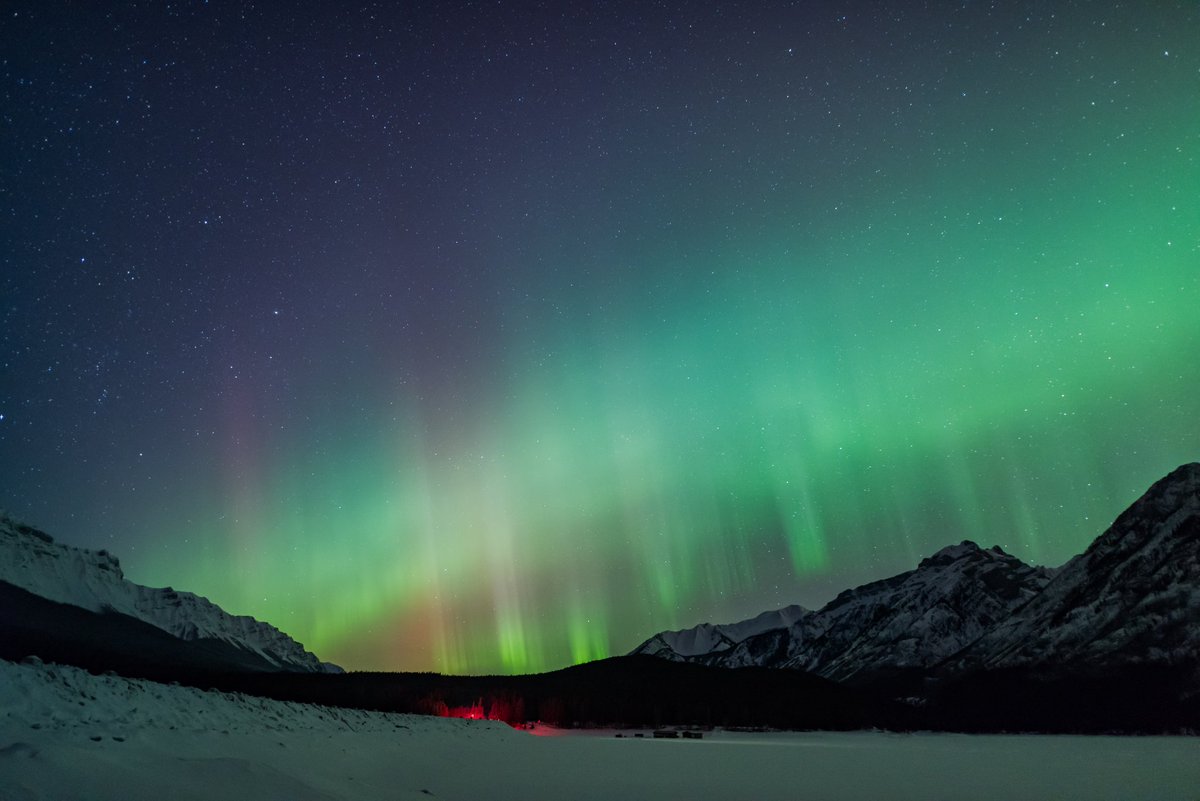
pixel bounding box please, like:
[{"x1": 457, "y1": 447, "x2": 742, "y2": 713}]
[
  {"x1": 918, "y1": 541, "x2": 1017, "y2": 570},
  {"x1": 634, "y1": 534, "x2": 1054, "y2": 683}
]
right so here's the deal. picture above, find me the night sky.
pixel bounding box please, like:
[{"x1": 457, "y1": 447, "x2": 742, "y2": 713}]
[{"x1": 3, "y1": 2, "x2": 1198, "y2": 674}]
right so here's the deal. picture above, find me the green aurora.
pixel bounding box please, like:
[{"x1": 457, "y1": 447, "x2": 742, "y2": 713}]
[{"x1": 141, "y1": 101, "x2": 1198, "y2": 672}]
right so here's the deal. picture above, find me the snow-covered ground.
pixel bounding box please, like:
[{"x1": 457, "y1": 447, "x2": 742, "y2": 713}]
[{"x1": 2, "y1": 659, "x2": 1197, "y2": 801}]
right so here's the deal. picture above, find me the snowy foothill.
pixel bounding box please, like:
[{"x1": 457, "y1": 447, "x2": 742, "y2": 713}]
[{"x1": 2, "y1": 658, "x2": 1198, "y2": 801}]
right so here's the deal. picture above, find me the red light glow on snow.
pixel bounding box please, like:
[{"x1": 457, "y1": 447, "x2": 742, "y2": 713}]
[{"x1": 444, "y1": 702, "x2": 486, "y2": 721}]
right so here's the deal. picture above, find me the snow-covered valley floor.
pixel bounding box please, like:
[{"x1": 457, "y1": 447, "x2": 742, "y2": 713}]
[{"x1": 2, "y1": 659, "x2": 1197, "y2": 801}]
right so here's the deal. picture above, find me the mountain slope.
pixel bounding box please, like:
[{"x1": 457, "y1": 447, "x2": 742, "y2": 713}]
[
  {"x1": 0, "y1": 514, "x2": 336, "y2": 672},
  {"x1": 0, "y1": 579, "x2": 286, "y2": 678},
  {"x1": 945, "y1": 462, "x2": 1200, "y2": 675},
  {"x1": 781, "y1": 542, "x2": 1057, "y2": 682},
  {"x1": 633, "y1": 541, "x2": 1055, "y2": 685}
]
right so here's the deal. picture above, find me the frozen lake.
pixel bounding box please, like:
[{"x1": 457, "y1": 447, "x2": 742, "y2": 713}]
[
  {"x1": 497, "y1": 728, "x2": 1200, "y2": 801},
  {"x1": 7, "y1": 726, "x2": 1197, "y2": 801}
]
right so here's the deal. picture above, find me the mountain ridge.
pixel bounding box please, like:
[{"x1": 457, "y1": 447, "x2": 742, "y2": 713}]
[
  {"x1": 634, "y1": 539, "x2": 1056, "y2": 685},
  {"x1": 633, "y1": 464, "x2": 1200, "y2": 695},
  {"x1": 943, "y1": 462, "x2": 1200, "y2": 676},
  {"x1": 0, "y1": 514, "x2": 338, "y2": 673}
]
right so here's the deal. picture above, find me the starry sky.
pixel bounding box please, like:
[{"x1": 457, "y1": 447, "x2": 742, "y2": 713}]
[{"x1": 2, "y1": 1, "x2": 1198, "y2": 674}]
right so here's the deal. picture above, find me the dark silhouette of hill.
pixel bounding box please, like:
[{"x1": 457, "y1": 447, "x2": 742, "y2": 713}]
[
  {"x1": 216, "y1": 655, "x2": 907, "y2": 731},
  {"x1": 0, "y1": 580, "x2": 279, "y2": 680},
  {"x1": 0, "y1": 579, "x2": 902, "y2": 730},
  {"x1": 923, "y1": 664, "x2": 1200, "y2": 733}
]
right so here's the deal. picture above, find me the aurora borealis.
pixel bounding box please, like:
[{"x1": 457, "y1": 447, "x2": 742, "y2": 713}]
[{"x1": 2, "y1": 2, "x2": 1198, "y2": 674}]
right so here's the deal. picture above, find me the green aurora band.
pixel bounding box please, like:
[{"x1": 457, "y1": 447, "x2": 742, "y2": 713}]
[
  {"x1": 111, "y1": 7, "x2": 1200, "y2": 674},
  {"x1": 140, "y1": 172, "x2": 1198, "y2": 673}
]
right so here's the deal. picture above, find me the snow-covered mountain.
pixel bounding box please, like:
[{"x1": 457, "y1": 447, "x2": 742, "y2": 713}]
[
  {"x1": 780, "y1": 541, "x2": 1055, "y2": 682},
  {"x1": 945, "y1": 462, "x2": 1200, "y2": 675},
  {"x1": 636, "y1": 604, "x2": 810, "y2": 658},
  {"x1": 633, "y1": 541, "x2": 1054, "y2": 684},
  {"x1": 0, "y1": 514, "x2": 338, "y2": 673},
  {"x1": 633, "y1": 463, "x2": 1200, "y2": 691}
]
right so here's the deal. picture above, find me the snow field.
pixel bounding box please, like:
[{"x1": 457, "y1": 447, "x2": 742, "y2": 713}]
[{"x1": 2, "y1": 659, "x2": 1198, "y2": 801}]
